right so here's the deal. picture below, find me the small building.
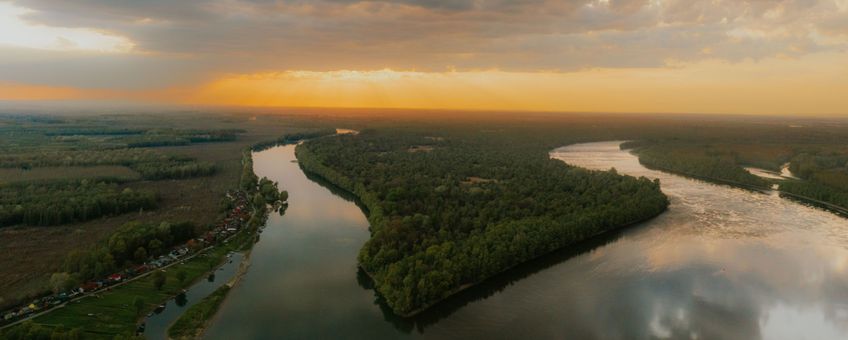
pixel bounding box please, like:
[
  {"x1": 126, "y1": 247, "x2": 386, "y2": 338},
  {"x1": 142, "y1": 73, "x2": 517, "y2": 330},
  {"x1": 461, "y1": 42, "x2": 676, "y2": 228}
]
[{"x1": 81, "y1": 282, "x2": 99, "y2": 292}]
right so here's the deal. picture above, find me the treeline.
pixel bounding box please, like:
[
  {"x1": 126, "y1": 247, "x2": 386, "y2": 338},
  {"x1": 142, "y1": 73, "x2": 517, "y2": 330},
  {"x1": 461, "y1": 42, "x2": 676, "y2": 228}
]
[
  {"x1": 250, "y1": 128, "x2": 338, "y2": 151},
  {"x1": 782, "y1": 152, "x2": 848, "y2": 209},
  {"x1": 241, "y1": 147, "x2": 287, "y2": 205},
  {"x1": 779, "y1": 180, "x2": 848, "y2": 209},
  {"x1": 240, "y1": 150, "x2": 259, "y2": 191},
  {"x1": 0, "y1": 149, "x2": 216, "y2": 180},
  {"x1": 633, "y1": 144, "x2": 770, "y2": 188},
  {"x1": 789, "y1": 153, "x2": 848, "y2": 189},
  {"x1": 63, "y1": 221, "x2": 198, "y2": 281},
  {"x1": 298, "y1": 129, "x2": 668, "y2": 315},
  {"x1": 0, "y1": 180, "x2": 158, "y2": 227},
  {"x1": 630, "y1": 141, "x2": 848, "y2": 210},
  {"x1": 45, "y1": 128, "x2": 144, "y2": 136},
  {"x1": 131, "y1": 161, "x2": 217, "y2": 180},
  {"x1": 0, "y1": 149, "x2": 177, "y2": 168},
  {"x1": 119, "y1": 129, "x2": 240, "y2": 148}
]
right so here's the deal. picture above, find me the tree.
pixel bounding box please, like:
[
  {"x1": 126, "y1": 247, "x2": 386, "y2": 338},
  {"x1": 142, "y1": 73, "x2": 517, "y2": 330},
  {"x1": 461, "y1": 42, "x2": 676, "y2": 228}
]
[
  {"x1": 279, "y1": 190, "x2": 289, "y2": 203},
  {"x1": 148, "y1": 239, "x2": 163, "y2": 255},
  {"x1": 134, "y1": 247, "x2": 148, "y2": 263},
  {"x1": 153, "y1": 271, "x2": 166, "y2": 290},
  {"x1": 252, "y1": 193, "x2": 266, "y2": 208},
  {"x1": 49, "y1": 272, "x2": 72, "y2": 294}
]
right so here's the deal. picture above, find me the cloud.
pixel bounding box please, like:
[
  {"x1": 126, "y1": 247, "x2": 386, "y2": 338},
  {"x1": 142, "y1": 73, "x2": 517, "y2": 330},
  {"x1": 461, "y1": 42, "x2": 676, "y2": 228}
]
[{"x1": 2, "y1": 0, "x2": 848, "y2": 89}]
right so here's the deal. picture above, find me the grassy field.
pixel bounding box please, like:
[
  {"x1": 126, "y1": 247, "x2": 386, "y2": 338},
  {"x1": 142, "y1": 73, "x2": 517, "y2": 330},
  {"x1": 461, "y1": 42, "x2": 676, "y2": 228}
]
[
  {"x1": 24, "y1": 228, "x2": 254, "y2": 339},
  {"x1": 167, "y1": 285, "x2": 231, "y2": 339}
]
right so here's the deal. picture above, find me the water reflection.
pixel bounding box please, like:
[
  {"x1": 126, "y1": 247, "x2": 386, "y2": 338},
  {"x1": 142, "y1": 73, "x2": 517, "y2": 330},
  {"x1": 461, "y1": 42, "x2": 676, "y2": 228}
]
[
  {"x1": 174, "y1": 293, "x2": 187, "y2": 307},
  {"x1": 142, "y1": 253, "x2": 242, "y2": 340},
  {"x1": 204, "y1": 141, "x2": 848, "y2": 340}
]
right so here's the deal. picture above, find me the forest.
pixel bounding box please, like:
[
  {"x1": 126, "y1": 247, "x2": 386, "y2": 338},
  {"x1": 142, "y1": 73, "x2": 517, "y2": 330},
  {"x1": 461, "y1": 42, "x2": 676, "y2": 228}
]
[
  {"x1": 0, "y1": 180, "x2": 158, "y2": 227},
  {"x1": 0, "y1": 148, "x2": 217, "y2": 180},
  {"x1": 249, "y1": 128, "x2": 338, "y2": 151},
  {"x1": 61, "y1": 221, "x2": 198, "y2": 282},
  {"x1": 624, "y1": 143, "x2": 770, "y2": 189},
  {"x1": 297, "y1": 128, "x2": 669, "y2": 315},
  {"x1": 624, "y1": 134, "x2": 848, "y2": 211}
]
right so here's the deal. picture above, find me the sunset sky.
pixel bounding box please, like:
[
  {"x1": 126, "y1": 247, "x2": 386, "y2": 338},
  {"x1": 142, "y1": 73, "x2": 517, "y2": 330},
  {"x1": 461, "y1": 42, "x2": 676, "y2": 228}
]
[{"x1": 1, "y1": 0, "x2": 847, "y2": 115}]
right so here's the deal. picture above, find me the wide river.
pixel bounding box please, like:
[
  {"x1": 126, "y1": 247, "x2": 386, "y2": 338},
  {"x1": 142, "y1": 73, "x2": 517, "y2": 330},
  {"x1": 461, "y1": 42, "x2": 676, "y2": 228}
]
[{"x1": 204, "y1": 141, "x2": 848, "y2": 339}]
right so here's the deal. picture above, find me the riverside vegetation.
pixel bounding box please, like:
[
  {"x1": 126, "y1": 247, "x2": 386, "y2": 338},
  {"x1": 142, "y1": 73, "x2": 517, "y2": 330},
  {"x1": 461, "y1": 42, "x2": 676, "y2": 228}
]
[
  {"x1": 621, "y1": 125, "x2": 848, "y2": 212},
  {"x1": 297, "y1": 128, "x2": 670, "y2": 315},
  {"x1": 166, "y1": 285, "x2": 231, "y2": 339}
]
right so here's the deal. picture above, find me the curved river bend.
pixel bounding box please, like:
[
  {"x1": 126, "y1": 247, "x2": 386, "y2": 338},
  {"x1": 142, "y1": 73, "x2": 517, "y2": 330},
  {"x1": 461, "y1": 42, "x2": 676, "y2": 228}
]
[{"x1": 204, "y1": 141, "x2": 848, "y2": 340}]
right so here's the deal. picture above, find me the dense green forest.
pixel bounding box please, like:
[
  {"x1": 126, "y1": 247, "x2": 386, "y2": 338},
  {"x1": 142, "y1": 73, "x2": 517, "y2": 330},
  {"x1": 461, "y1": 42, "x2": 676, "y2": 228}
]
[
  {"x1": 782, "y1": 151, "x2": 848, "y2": 207},
  {"x1": 624, "y1": 143, "x2": 770, "y2": 188},
  {"x1": 0, "y1": 180, "x2": 158, "y2": 227},
  {"x1": 625, "y1": 139, "x2": 848, "y2": 210},
  {"x1": 62, "y1": 221, "x2": 198, "y2": 282},
  {"x1": 0, "y1": 148, "x2": 217, "y2": 180},
  {"x1": 297, "y1": 129, "x2": 669, "y2": 315},
  {"x1": 249, "y1": 128, "x2": 337, "y2": 151}
]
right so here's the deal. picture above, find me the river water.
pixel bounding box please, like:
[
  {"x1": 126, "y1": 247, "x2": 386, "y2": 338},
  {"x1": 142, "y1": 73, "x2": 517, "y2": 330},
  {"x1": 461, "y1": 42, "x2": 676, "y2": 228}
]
[
  {"x1": 142, "y1": 253, "x2": 243, "y2": 339},
  {"x1": 204, "y1": 141, "x2": 848, "y2": 340}
]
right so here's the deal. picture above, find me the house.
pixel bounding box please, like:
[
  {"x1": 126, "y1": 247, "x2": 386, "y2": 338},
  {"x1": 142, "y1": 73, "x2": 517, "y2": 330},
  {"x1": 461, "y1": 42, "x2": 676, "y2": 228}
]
[
  {"x1": 107, "y1": 274, "x2": 123, "y2": 282},
  {"x1": 81, "y1": 282, "x2": 99, "y2": 292},
  {"x1": 133, "y1": 264, "x2": 149, "y2": 274}
]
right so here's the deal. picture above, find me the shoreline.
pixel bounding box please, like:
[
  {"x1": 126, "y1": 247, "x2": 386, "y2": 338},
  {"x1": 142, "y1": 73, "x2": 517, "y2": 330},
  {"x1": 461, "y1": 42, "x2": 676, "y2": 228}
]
[
  {"x1": 359, "y1": 209, "x2": 667, "y2": 318},
  {"x1": 175, "y1": 247, "x2": 253, "y2": 339},
  {"x1": 638, "y1": 160, "x2": 848, "y2": 217},
  {"x1": 197, "y1": 240, "x2": 254, "y2": 338}
]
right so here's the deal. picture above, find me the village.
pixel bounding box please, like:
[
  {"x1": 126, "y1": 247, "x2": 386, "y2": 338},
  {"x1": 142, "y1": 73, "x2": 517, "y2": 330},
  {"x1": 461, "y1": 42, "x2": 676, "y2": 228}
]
[{"x1": 1, "y1": 190, "x2": 252, "y2": 326}]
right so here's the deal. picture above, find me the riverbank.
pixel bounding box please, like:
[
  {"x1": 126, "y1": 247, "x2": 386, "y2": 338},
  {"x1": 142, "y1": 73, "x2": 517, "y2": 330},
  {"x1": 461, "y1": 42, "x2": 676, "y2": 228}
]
[
  {"x1": 166, "y1": 285, "x2": 231, "y2": 339},
  {"x1": 362, "y1": 208, "x2": 668, "y2": 318},
  {"x1": 167, "y1": 229, "x2": 256, "y2": 339},
  {"x1": 624, "y1": 143, "x2": 848, "y2": 218},
  {"x1": 636, "y1": 156, "x2": 848, "y2": 217}
]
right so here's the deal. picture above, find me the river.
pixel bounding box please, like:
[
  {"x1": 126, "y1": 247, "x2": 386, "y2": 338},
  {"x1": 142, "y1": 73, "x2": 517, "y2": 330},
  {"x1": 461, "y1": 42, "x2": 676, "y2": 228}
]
[
  {"x1": 142, "y1": 253, "x2": 243, "y2": 339},
  {"x1": 204, "y1": 141, "x2": 848, "y2": 339}
]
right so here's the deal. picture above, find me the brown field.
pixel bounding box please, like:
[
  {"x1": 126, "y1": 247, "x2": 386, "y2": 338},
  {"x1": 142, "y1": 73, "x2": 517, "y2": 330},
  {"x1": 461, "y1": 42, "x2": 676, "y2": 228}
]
[
  {"x1": 407, "y1": 145, "x2": 435, "y2": 153},
  {"x1": 0, "y1": 114, "x2": 317, "y2": 310},
  {"x1": 461, "y1": 176, "x2": 497, "y2": 185}
]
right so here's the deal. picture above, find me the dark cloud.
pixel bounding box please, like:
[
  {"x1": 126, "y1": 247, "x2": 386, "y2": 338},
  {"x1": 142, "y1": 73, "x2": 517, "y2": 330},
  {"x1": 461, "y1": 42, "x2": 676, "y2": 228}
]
[{"x1": 3, "y1": 0, "x2": 847, "y2": 88}]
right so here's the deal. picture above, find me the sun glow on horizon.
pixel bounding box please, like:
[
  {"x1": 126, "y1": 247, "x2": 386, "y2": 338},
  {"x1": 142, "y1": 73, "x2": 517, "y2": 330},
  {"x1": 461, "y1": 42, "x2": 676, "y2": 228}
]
[{"x1": 182, "y1": 53, "x2": 848, "y2": 115}]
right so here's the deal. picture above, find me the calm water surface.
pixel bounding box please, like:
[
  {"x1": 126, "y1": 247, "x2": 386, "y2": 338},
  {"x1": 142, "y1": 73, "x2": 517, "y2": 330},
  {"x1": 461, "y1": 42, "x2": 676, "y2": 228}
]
[
  {"x1": 143, "y1": 253, "x2": 242, "y2": 339},
  {"x1": 204, "y1": 141, "x2": 848, "y2": 340}
]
